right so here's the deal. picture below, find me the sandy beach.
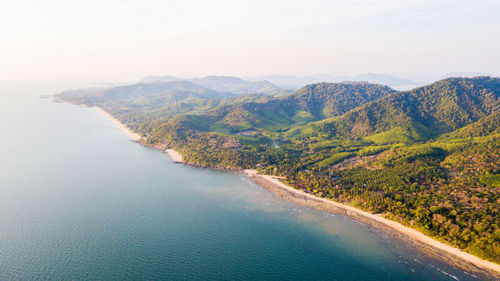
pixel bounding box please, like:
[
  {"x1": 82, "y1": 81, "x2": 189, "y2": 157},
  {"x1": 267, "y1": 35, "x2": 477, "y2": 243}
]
[
  {"x1": 243, "y1": 169, "x2": 500, "y2": 279},
  {"x1": 94, "y1": 107, "x2": 141, "y2": 141},
  {"x1": 165, "y1": 149, "x2": 184, "y2": 162},
  {"x1": 95, "y1": 108, "x2": 183, "y2": 162}
]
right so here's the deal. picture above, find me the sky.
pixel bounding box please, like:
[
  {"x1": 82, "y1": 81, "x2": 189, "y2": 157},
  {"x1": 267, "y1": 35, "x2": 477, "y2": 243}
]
[{"x1": 1, "y1": 0, "x2": 499, "y2": 84}]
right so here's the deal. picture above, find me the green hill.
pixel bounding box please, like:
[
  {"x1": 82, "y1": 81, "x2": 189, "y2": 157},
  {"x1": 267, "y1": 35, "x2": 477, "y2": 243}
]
[
  {"x1": 290, "y1": 77, "x2": 499, "y2": 141},
  {"x1": 171, "y1": 82, "x2": 397, "y2": 133}
]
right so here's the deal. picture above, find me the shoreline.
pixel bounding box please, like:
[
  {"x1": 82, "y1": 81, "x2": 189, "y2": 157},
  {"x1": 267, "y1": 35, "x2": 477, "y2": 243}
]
[
  {"x1": 165, "y1": 149, "x2": 184, "y2": 162},
  {"x1": 93, "y1": 107, "x2": 142, "y2": 141},
  {"x1": 77, "y1": 102, "x2": 499, "y2": 279},
  {"x1": 242, "y1": 169, "x2": 500, "y2": 279}
]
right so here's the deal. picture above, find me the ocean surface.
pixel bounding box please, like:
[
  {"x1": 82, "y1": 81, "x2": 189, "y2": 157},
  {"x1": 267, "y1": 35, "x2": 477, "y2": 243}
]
[{"x1": 0, "y1": 85, "x2": 481, "y2": 280}]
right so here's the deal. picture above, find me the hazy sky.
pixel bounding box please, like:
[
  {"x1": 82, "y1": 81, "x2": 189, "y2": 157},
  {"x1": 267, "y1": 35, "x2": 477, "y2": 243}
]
[{"x1": 1, "y1": 0, "x2": 499, "y2": 83}]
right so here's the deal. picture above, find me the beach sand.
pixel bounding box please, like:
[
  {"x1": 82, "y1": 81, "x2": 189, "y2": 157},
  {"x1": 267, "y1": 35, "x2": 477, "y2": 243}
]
[
  {"x1": 165, "y1": 149, "x2": 184, "y2": 162},
  {"x1": 94, "y1": 107, "x2": 141, "y2": 141},
  {"x1": 94, "y1": 106, "x2": 183, "y2": 163},
  {"x1": 243, "y1": 169, "x2": 500, "y2": 279}
]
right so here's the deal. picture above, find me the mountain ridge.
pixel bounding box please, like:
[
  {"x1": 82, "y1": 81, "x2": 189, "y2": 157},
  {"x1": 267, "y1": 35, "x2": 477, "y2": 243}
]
[{"x1": 140, "y1": 75, "x2": 288, "y2": 96}]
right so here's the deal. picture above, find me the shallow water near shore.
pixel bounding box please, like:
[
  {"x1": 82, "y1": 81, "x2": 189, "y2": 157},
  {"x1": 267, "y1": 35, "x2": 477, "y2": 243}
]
[{"x1": 0, "y1": 88, "x2": 483, "y2": 280}]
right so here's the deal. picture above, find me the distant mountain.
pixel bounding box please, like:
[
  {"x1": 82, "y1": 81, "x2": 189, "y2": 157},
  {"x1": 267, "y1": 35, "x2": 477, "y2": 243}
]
[
  {"x1": 55, "y1": 81, "x2": 231, "y2": 107},
  {"x1": 440, "y1": 72, "x2": 495, "y2": 79},
  {"x1": 245, "y1": 74, "x2": 345, "y2": 89},
  {"x1": 190, "y1": 76, "x2": 248, "y2": 91},
  {"x1": 237, "y1": 80, "x2": 283, "y2": 95},
  {"x1": 140, "y1": 73, "x2": 420, "y2": 93},
  {"x1": 353, "y1": 73, "x2": 414, "y2": 86},
  {"x1": 140, "y1": 75, "x2": 287, "y2": 96},
  {"x1": 247, "y1": 73, "x2": 419, "y2": 90},
  {"x1": 141, "y1": 75, "x2": 183, "y2": 83}
]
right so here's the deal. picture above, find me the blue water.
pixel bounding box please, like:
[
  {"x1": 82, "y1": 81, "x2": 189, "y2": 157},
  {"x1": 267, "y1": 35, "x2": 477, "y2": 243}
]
[{"x1": 0, "y1": 85, "x2": 481, "y2": 280}]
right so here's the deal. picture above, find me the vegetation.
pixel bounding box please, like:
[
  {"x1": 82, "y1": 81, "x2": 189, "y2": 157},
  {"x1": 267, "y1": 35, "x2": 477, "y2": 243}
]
[{"x1": 57, "y1": 76, "x2": 500, "y2": 263}]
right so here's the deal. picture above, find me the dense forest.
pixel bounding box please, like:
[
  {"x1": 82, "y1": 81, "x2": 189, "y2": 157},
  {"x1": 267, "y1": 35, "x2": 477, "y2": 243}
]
[{"x1": 56, "y1": 76, "x2": 500, "y2": 263}]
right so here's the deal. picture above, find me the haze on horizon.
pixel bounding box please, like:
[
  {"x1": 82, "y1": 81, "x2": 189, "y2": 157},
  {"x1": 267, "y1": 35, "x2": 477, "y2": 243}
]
[{"x1": 1, "y1": 0, "x2": 499, "y2": 84}]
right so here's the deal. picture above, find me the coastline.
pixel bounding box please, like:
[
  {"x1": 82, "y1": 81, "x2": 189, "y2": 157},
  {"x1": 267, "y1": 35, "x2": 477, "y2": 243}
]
[
  {"x1": 93, "y1": 107, "x2": 141, "y2": 141},
  {"x1": 243, "y1": 169, "x2": 500, "y2": 279},
  {"x1": 77, "y1": 102, "x2": 499, "y2": 279},
  {"x1": 165, "y1": 149, "x2": 184, "y2": 162}
]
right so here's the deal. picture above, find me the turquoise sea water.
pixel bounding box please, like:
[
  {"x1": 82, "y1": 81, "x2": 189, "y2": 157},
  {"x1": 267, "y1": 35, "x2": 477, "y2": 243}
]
[{"x1": 0, "y1": 85, "x2": 481, "y2": 280}]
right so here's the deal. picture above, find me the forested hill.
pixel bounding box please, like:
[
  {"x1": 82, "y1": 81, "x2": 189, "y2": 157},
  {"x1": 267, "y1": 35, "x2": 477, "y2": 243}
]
[
  {"x1": 287, "y1": 77, "x2": 500, "y2": 142},
  {"x1": 56, "y1": 77, "x2": 500, "y2": 263},
  {"x1": 333, "y1": 77, "x2": 498, "y2": 137},
  {"x1": 272, "y1": 82, "x2": 396, "y2": 119},
  {"x1": 192, "y1": 82, "x2": 396, "y2": 132}
]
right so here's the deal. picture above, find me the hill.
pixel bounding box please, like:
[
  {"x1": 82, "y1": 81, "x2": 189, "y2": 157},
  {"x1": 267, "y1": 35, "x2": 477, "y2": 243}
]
[
  {"x1": 288, "y1": 77, "x2": 500, "y2": 142},
  {"x1": 168, "y1": 82, "x2": 397, "y2": 134}
]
